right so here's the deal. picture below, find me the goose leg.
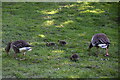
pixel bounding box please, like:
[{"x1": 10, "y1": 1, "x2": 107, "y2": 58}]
[
  {"x1": 20, "y1": 52, "x2": 26, "y2": 60},
  {"x1": 6, "y1": 52, "x2": 9, "y2": 55},
  {"x1": 23, "y1": 52, "x2": 26, "y2": 56},
  {"x1": 12, "y1": 47, "x2": 19, "y2": 59},
  {"x1": 14, "y1": 53, "x2": 19, "y2": 60},
  {"x1": 105, "y1": 48, "x2": 109, "y2": 56},
  {"x1": 13, "y1": 53, "x2": 16, "y2": 58}
]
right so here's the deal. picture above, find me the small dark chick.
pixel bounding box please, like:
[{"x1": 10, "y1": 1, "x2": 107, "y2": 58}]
[
  {"x1": 70, "y1": 53, "x2": 79, "y2": 61},
  {"x1": 46, "y1": 42, "x2": 56, "y2": 46},
  {"x1": 58, "y1": 40, "x2": 67, "y2": 46}
]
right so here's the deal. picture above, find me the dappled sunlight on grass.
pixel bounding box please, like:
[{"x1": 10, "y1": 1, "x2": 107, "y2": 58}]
[
  {"x1": 78, "y1": 5, "x2": 94, "y2": 10},
  {"x1": 38, "y1": 34, "x2": 45, "y2": 38},
  {"x1": 63, "y1": 20, "x2": 74, "y2": 25},
  {"x1": 84, "y1": 5, "x2": 94, "y2": 8},
  {"x1": 55, "y1": 20, "x2": 73, "y2": 28},
  {"x1": 51, "y1": 50, "x2": 65, "y2": 54},
  {"x1": 80, "y1": 9, "x2": 105, "y2": 14},
  {"x1": 42, "y1": 20, "x2": 54, "y2": 27},
  {"x1": 60, "y1": 4, "x2": 78, "y2": 8},
  {"x1": 41, "y1": 10, "x2": 58, "y2": 14}
]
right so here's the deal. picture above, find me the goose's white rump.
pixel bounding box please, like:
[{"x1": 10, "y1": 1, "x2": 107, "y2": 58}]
[
  {"x1": 19, "y1": 47, "x2": 32, "y2": 52},
  {"x1": 98, "y1": 44, "x2": 107, "y2": 48}
]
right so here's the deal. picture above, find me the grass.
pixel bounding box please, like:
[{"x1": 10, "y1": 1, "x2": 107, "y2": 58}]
[{"x1": 2, "y1": 2, "x2": 119, "y2": 78}]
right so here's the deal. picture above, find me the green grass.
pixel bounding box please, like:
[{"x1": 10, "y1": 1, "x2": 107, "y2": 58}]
[{"x1": 2, "y1": 2, "x2": 119, "y2": 78}]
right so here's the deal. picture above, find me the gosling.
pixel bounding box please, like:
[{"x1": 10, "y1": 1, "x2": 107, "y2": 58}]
[
  {"x1": 58, "y1": 40, "x2": 67, "y2": 46},
  {"x1": 46, "y1": 42, "x2": 56, "y2": 46},
  {"x1": 70, "y1": 53, "x2": 79, "y2": 61}
]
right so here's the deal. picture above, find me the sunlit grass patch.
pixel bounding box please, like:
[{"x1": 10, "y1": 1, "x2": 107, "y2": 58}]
[
  {"x1": 80, "y1": 9, "x2": 105, "y2": 14},
  {"x1": 38, "y1": 34, "x2": 45, "y2": 38},
  {"x1": 41, "y1": 10, "x2": 58, "y2": 14},
  {"x1": 51, "y1": 50, "x2": 65, "y2": 54},
  {"x1": 42, "y1": 20, "x2": 55, "y2": 27},
  {"x1": 62, "y1": 20, "x2": 74, "y2": 25}
]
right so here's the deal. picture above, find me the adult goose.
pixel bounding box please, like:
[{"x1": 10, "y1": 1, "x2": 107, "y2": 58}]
[
  {"x1": 88, "y1": 33, "x2": 110, "y2": 56},
  {"x1": 5, "y1": 40, "x2": 33, "y2": 58}
]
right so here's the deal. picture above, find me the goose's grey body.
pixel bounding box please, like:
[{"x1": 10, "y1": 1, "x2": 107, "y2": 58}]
[
  {"x1": 89, "y1": 33, "x2": 110, "y2": 56},
  {"x1": 90, "y1": 33, "x2": 110, "y2": 47},
  {"x1": 5, "y1": 40, "x2": 33, "y2": 58}
]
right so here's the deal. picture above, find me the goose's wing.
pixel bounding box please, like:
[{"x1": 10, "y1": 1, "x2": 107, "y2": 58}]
[
  {"x1": 13, "y1": 40, "x2": 32, "y2": 48},
  {"x1": 12, "y1": 41, "x2": 23, "y2": 48},
  {"x1": 98, "y1": 36, "x2": 110, "y2": 44},
  {"x1": 92, "y1": 33, "x2": 110, "y2": 45}
]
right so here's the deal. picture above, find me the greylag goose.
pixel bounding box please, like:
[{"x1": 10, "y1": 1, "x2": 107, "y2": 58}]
[
  {"x1": 88, "y1": 33, "x2": 110, "y2": 56},
  {"x1": 5, "y1": 40, "x2": 33, "y2": 58},
  {"x1": 70, "y1": 53, "x2": 79, "y2": 61}
]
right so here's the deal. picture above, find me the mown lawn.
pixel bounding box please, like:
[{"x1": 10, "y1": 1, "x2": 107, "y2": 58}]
[{"x1": 2, "y1": 2, "x2": 119, "y2": 78}]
